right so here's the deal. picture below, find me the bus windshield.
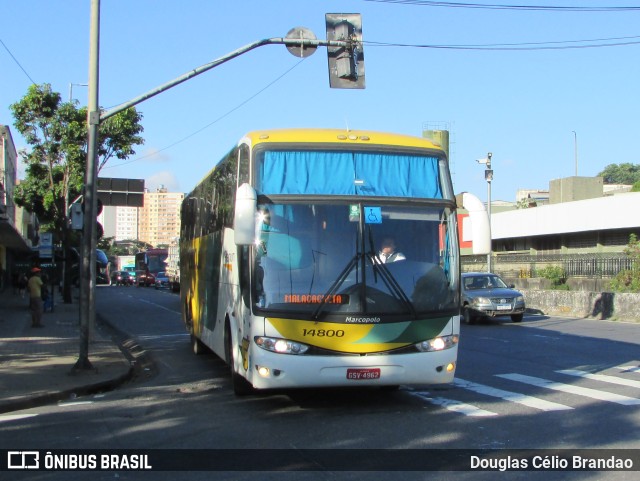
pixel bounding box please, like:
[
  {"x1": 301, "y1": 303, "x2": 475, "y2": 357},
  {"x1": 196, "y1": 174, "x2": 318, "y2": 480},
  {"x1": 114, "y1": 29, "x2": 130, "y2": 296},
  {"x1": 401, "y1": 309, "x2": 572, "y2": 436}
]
[{"x1": 253, "y1": 202, "x2": 458, "y2": 317}]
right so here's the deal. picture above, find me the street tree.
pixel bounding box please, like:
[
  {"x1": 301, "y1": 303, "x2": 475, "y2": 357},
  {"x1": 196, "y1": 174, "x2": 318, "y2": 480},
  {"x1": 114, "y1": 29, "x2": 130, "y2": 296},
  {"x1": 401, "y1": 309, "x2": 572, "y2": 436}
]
[
  {"x1": 609, "y1": 234, "x2": 640, "y2": 292},
  {"x1": 11, "y1": 83, "x2": 144, "y2": 303},
  {"x1": 598, "y1": 163, "x2": 640, "y2": 185}
]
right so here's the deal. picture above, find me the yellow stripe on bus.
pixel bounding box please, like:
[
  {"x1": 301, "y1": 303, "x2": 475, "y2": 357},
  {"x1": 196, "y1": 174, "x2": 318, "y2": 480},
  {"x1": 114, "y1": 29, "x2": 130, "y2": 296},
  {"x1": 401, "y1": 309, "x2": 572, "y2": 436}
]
[{"x1": 268, "y1": 318, "x2": 413, "y2": 354}]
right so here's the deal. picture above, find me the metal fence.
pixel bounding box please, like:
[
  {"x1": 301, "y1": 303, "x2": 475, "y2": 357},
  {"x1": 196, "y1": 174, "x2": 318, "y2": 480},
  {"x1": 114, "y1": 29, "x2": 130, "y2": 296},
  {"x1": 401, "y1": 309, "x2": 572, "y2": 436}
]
[{"x1": 462, "y1": 253, "x2": 635, "y2": 279}]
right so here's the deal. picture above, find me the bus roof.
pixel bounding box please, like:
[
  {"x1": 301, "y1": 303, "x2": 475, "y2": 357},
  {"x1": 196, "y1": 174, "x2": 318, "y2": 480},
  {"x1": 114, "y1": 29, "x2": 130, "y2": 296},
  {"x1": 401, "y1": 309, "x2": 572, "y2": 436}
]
[{"x1": 241, "y1": 129, "x2": 446, "y2": 153}]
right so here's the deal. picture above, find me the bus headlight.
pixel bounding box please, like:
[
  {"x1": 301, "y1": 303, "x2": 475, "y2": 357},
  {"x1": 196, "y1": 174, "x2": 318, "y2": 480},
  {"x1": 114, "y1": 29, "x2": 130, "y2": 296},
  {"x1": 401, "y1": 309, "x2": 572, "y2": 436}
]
[
  {"x1": 416, "y1": 334, "x2": 459, "y2": 352},
  {"x1": 255, "y1": 336, "x2": 309, "y2": 355}
]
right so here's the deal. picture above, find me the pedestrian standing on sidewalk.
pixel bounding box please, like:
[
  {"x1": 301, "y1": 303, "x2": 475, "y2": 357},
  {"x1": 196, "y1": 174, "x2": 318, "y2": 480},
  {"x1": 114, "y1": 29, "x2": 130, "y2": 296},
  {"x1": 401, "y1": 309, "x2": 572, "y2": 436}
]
[
  {"x1": 18, "y1": 272, "x2": 28, "y2": 298},
  {"x1": 27, "y1": 267, "x2": 44, "y2": 328}
]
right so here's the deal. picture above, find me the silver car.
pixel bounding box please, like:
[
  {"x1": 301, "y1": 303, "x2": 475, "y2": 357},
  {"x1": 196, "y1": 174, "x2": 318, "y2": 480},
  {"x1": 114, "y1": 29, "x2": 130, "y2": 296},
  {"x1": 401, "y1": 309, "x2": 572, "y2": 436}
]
[{"x1": 461, "y1": 272, "x2": 525, "y2": 324}]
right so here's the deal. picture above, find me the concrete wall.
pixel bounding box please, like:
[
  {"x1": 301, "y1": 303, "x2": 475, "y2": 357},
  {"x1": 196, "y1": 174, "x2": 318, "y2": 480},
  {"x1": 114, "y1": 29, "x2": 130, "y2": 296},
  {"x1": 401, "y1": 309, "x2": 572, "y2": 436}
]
[
  {"x1": 549, "y1": 176, "x2": 603, "y2": 204},
  {"x1": 520, "y1": 289, "x2": 640, "y2": 322},
  {"x1": 506, "y1": 277, "x2": 613, "y2": 292}
]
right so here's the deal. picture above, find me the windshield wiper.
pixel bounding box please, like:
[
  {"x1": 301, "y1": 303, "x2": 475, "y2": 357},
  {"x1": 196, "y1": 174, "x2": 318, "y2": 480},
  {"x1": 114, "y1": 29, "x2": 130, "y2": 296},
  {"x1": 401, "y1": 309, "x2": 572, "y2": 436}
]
[
  {"x1": 311, "y1": 253, "x2": 362, "y2": 321},
  {"x1": 367, "y1": 229, "x2": 417, "y2": 318}
]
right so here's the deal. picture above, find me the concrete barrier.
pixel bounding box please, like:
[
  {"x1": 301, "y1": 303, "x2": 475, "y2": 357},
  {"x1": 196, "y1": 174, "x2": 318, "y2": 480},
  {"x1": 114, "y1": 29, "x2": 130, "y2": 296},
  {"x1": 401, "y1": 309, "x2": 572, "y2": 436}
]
[{"x1": 520, "y1": 289, "x2": 640, "y2": 322}]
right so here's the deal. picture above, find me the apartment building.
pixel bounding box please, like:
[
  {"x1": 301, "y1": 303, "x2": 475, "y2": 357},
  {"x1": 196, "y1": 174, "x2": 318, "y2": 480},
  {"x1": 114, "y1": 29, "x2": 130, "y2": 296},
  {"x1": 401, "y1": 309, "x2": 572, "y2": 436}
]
[
  {"x1": 138, "y1": 186, "x2": 183, "y2": 247},
  {"x1": 101, "y1": 185, "x2": 183, "y2": 247}
]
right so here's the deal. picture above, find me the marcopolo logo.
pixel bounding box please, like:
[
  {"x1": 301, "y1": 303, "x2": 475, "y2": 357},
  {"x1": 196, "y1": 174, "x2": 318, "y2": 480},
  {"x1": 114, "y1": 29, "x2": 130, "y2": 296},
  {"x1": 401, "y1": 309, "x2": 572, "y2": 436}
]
[{"x1": 8, "y1": 451, "x2": 39, "y2": 469}]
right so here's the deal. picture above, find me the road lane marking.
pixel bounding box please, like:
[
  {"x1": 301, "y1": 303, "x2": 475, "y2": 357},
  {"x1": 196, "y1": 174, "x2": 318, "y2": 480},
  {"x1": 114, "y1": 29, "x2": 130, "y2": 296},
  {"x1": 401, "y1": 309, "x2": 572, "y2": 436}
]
[
  {"x1": 137, "y1": 333, "x2": 190, "y2": 340},
  {"x1": 0, "y1": 414, "x2": 38, "y2": 423},
  {"x1": 497, "y1": 373, "x2": 640, "y2": 406},
  {"x1": 409, "y1": 391, "x2": 497, "y2": 417},
  {"x1": 454, "y1": 378, "x2": 572, "y2": 411},
  {"x1": 57, "y1": 401, "x2": 94, "y2": 407},
  {"x1": 136, "y1": 298, "x2": 181, "y2": 315},
  {"x1": 557, "y1": 369, "x2": 640, "y2": 389}
]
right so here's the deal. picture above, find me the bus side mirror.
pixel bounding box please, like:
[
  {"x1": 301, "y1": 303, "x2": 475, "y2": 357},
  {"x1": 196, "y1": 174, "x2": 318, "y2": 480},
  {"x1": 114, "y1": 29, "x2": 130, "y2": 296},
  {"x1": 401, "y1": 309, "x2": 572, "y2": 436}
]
[
  {"x1": 234, "y1": 183, "x2": 257, "y2": 246},
  {"x1": 457, "y1": 192, "x2": 491, "y2": 255}
]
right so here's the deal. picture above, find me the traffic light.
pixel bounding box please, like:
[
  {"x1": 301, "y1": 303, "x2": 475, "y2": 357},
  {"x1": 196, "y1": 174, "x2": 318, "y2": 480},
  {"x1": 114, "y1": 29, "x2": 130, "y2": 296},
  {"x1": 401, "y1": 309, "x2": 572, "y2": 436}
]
[
  {"x1": 96, "y1": 198, "x2": 104, "y2": 240},
  {"x1": 71, "y1": 199, "x2": 104, "y2": 239},
  {"x1": 69, "y1": 203, "x2": 83, "y2": 230},
  {"x1": 326, "y1": 13, "x2": 365, "y2": 89}
]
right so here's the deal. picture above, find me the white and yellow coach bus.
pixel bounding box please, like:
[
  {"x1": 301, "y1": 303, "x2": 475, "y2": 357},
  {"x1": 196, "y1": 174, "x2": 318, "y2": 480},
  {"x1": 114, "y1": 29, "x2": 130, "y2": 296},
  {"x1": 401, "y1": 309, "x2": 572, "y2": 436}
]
[{"x1": 180, "y1": 128, "x2": 489, "y2": 395}]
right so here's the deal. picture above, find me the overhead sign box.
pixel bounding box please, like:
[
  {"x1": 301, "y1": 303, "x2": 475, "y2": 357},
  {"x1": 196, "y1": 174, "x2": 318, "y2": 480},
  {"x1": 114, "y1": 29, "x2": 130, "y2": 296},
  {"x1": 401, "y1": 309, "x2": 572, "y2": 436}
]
[{"x1": 97, "y1": 177, "x2": 145, "y2": 207}]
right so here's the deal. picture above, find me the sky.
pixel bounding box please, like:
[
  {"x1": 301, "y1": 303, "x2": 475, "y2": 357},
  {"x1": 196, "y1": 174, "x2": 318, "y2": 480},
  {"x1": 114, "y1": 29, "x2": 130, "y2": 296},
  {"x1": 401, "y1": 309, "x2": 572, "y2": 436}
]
[{"x1": 2, "y1": 0, "x2": 640, "y2": 203}]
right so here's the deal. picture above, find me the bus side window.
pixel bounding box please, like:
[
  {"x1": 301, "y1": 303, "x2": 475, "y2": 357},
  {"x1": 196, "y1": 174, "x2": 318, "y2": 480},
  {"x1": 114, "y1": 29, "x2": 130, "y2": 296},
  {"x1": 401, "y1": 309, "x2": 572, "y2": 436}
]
[{"x1": 238, "y1": 144, "x2": 250, "y2": 185}]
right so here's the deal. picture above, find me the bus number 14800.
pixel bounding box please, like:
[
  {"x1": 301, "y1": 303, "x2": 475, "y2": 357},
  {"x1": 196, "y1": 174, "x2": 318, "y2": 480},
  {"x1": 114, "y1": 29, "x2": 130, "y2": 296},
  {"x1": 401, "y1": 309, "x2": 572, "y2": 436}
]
[{"x1": 302, "y1": 329, "x2": 345, "y2": 338}]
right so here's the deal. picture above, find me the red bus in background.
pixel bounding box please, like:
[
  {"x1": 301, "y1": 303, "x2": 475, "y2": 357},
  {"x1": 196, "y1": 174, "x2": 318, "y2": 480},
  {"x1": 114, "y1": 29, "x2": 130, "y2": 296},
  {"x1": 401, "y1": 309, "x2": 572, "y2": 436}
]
[{"x1": 135, "y1": 248, "x2": 168, "y2": 287}]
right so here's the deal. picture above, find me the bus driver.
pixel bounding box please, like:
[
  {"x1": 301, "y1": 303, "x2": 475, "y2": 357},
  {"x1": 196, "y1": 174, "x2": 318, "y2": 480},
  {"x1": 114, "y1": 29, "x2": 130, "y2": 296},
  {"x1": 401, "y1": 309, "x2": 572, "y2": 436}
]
[{"x1": 378, "y1": 237, "x2": 406, "y2": 263}]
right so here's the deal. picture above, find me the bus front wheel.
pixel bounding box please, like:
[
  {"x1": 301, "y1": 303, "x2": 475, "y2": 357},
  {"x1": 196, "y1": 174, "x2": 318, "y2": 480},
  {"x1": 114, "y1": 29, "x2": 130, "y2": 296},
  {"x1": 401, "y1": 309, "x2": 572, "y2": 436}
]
[
  {"x1": 225, "y1": 322, "x2": 254, "y2": 396},
  {"x1": 191, "y1": 334, "x2": 207, "y2": 355}
]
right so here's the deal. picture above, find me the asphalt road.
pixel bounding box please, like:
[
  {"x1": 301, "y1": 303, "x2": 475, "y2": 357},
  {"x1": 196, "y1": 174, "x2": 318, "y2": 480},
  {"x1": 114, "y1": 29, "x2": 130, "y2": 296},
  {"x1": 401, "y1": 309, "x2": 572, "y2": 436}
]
[{"x1": 1, "y1": 285, "x2": 638, "y2": 480}]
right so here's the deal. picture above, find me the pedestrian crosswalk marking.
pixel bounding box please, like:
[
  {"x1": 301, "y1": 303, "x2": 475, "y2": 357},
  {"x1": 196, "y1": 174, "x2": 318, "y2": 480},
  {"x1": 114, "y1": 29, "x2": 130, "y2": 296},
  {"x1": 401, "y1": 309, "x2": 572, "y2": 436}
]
[
  {"x1": 410, "y1": 366, "x2": 640, "y2": 417},
  {"x1": 409, "y1": 391, "x2": 497, "y2": 417},
  {"x1": 454, "y1": 378, "x2": 572, "y2": 411},
  {"x1": 615, "y1": 365, "x2": 640, "y2": 374},
  {"x1": 497, "y1": 373, "x2": 640, "y2": 406},
  {"x1": 557, "y1": 369, "x2": 640, "y2": 389}
]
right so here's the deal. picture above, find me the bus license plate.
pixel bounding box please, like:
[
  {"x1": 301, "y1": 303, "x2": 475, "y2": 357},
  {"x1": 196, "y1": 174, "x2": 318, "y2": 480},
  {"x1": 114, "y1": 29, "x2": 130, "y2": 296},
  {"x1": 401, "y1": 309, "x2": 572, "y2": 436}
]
[{"x1": 347, "y1": 368, "x2": 381, "y2": 380}]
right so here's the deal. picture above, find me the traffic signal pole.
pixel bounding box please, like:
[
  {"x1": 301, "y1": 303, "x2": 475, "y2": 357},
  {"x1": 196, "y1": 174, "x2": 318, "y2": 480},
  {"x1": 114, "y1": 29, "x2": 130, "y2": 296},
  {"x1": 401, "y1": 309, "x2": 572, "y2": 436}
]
[
  {"x1": 78, "y1": 0, "x2": 363, "y2": 369},
  {"x1": 75, "y1": 0, "x2": 101, "y2": 370},
  {"x1": 101, "y1": 37, "x2": 358, "y2": 121}
]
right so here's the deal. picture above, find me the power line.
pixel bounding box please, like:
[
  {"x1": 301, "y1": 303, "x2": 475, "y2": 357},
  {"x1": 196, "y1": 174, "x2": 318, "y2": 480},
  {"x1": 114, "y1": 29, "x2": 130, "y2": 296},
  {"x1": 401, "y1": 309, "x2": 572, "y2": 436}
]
[
  {"x1": 365, "y1": 34, "x2": 640, "y2": 50},
  {"x1": 0, "y1": 38, "x2": 37, "y2": 85},
  {"x1": 363, "y1": 0, "x2": 640, "y2": 12}
]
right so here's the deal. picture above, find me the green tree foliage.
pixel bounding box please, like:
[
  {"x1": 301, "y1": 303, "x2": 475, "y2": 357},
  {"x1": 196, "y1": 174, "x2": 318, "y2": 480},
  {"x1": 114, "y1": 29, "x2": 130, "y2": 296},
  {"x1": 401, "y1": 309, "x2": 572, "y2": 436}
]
[
  {"x1": 609, "y1": 234, "x2": 640, "y2": 292},
  {"x1": 10, "y1": 83, "x2": 144, "y2": 301},
  {"x1": 597, "y1": 163, "x2": 640, "y2": 185},
  {"x1": 99, "y1": 239, "x2": 151, "y2": 257},
  {"x1": 537, "y1": 265, "x2": 569, "y2": 290}
]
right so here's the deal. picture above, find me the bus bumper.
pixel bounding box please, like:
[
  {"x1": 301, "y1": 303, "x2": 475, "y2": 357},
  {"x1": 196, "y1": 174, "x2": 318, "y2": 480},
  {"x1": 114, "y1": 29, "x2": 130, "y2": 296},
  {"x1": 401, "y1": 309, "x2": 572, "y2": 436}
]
[{"x1": 245, "y1": 346, "x2": 458, "y2": 390}]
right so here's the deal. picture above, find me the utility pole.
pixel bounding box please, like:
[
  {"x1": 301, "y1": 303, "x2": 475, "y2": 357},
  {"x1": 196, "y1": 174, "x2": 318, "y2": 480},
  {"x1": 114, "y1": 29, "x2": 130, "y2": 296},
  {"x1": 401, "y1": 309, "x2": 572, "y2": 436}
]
[
  {"x1": 572, "y1": 130, "x2": 578, "y2": 176},
  {"x1": 476, "y1": 153, "x2": 493, "y2": 273},
  {"x1": 75, "y1": 0, "x2": 100, "y2": 370}
]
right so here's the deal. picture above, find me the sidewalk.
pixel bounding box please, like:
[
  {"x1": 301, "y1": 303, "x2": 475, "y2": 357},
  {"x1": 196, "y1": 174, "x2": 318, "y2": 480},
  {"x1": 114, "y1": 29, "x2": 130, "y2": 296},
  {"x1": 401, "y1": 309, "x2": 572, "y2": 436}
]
[{"x1": 0, "y1": 287, "x2": 133, "y2": 414}]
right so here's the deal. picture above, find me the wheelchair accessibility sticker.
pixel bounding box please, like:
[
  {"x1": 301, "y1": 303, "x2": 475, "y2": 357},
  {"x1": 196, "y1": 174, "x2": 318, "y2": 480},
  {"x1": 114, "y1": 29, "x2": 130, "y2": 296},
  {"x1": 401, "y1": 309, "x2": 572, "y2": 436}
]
[{"x1": 364, "y1": 207, "x2": 382, "y2": 224}]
